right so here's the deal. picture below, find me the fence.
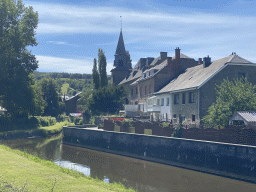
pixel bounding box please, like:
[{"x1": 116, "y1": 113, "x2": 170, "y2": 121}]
[{"x1": 103, "y1": 119, "x2": 256, "y2": 146}]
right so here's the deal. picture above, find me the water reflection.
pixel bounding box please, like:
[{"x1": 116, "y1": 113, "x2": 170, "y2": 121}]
[{"x1": 1, "y1": 133, "x2": 256, "y2": 192}]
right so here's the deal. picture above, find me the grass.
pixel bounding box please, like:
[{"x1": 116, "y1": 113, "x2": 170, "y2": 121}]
[
  {"x1": 0, "y1": 145, "x2": 134, "y2": 192},
  {"x1": 61, "y1": 83, "x2": 69, "y2": 95},
  {"x1": 144, "y1": 129, "x2": 152, "y2": 135},
  {"x1": 0, "y1": 121, "x2": 74, "y2": 139}
]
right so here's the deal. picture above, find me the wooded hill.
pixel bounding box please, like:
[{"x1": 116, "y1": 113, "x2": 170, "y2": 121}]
[{"x1": 33, "y1": 71, "x2": 111, "y2": 97}]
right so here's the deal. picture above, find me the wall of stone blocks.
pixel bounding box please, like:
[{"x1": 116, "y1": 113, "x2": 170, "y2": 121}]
[
  {"x1": 63, "y1": 126, "x2": 256, "y2": 182},
  {"x1": 171, "y1": 90, "x2": 199, "y2": 123}
]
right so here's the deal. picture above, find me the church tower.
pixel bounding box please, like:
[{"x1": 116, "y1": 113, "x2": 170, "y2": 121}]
[{"x1": 111, "y1": 24, "x2": 130, "y2": 85}]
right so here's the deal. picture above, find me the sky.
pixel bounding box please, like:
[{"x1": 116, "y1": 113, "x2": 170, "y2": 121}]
[{"x1": 24, "y1": 0, "x2": 256, "y2": 75}]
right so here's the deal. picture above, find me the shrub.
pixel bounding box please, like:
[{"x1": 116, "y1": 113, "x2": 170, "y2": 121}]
[
  {"x1": 162, "y1": 122, "x2": 169, "y2": 128},
  {"x1": 172, "y1": 124, "x2": 183, "y2": 138},
  {"x1": 121, "y1": 119, "x2": 132, "y2": 128}
]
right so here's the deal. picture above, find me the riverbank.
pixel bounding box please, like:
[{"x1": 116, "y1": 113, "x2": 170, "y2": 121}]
[
  {"x1": 0, "y1": 144, "x2": 134, "y2": 192},
  {"x1": 0, "y1": 121, "x2": 74, "y2": 140}
]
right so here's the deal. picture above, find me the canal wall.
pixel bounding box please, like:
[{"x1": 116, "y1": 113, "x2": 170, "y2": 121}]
[{"x1": 62, "y1": 126, "x2": 256, "y2": 182}]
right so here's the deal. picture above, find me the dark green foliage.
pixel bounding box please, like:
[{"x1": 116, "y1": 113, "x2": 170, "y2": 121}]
[
  {"x1": 40, "y1": 78, "x2": 60, "y2": 117},
  {"x1": 82, "y1": 107, "x2": 91, "y2": 124},
  {"x1": 88, "y1": 85, "x2": 128, "y2": 116},
  {"x1": 92, "y1": 58, "x2": 100, "y2": 90},
  {"x1": 203, "y1": 78, "x2": 256, "y2": 125},
  {"x1": 98, "y1": 49, "x2": 108, "y2": 88},
  {"x1": 72, "y1": 116, "x2": 83, "y2": 125},
  {"x1": 126, "y1": 51, "x2": 132, "y2": 69},
  {"x1": 122, "y1": 119, "x2": 132, "y2": 128},
  {"x1": 0, "y1": 0, "x2": 39, "y2": 118},
  {"x1": 0, "y1": 116, "x2": 56, "y2": 132}
]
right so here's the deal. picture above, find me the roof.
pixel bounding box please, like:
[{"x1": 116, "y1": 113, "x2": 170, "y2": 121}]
[
  {"x1": 115, "y1": 31, "x2": 126, "y2": 56},
  {"x1": 65, "y1": 92, "x2": 82, "y2": 101},
  {"x1": 172, "y1": 53, "x2": 192, "y2": 59},
  {"x1": 156, "y1": 54, "x2": 254, "y2": 94},
  {"x1": 236, "y1": 111, "x2": 256, "y2": 122},
  {"x1": 118, "y1": 58, "x2": 148, "y2": 85}
]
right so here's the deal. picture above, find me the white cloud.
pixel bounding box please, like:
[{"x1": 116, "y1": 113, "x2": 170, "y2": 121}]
[{"x1": 36, "y1": 55, "x2": 114, "y2": 74}]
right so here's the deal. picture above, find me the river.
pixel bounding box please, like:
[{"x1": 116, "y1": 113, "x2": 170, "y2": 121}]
[{"x1": 1, "y1": 133, "x2": 256, "y2": 192}]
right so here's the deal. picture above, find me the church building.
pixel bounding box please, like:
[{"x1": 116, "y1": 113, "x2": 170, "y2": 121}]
[{"x1": 111, "y1": 30, "x2": 131, "y2": 85}]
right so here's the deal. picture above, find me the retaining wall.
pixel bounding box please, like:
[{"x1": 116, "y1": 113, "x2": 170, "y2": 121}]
[{"x1": 62, "y1": 126, "x2": 256, "y2": 183}]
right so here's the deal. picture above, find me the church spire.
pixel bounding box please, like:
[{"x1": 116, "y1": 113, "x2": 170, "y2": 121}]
[{"x1": 115, "y1": 30, "x2": 126, "y2": 56}]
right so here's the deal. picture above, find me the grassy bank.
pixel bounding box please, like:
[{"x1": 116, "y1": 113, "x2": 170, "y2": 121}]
[
  {"x1": 0, "y1": 145, "x2": 134, "y2": 192},
  {"x1": 0, "y1": 121, "x2": 74, "y2": 139}
]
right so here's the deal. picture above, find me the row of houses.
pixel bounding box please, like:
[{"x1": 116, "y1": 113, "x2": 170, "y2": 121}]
[{"x1": 111, "y1": 30, "x2": 256, "y2": 123}]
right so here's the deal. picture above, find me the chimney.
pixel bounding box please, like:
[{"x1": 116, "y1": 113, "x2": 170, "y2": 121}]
[
  {"x1": 198, "y1": 58, "x2": 202, "y2": 65},
  {"x1": 175, "y1": 47, "x2": 180, "y2": 60},
  {"x1": 139, "y1": 58, "x2": 146, "y2": 69},
  {"x1": 160, "y1": 52, "x2": 167, "y2": 60},
  {"x1": 203, "y1": 55, "x2": 211, "y2": 68}
]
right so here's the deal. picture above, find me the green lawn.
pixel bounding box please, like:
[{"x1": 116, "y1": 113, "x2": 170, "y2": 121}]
[
  {"x1": 61, "y1": 83, "x2": 69, "y2": 95},
  {"x1": 0, "y1": 144, "x2": 134, "y2": 192}
]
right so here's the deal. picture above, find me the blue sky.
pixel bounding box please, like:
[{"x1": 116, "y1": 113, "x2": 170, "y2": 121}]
[{"x1": 25, "y1": 0, "x2": 256, "y2": 74}]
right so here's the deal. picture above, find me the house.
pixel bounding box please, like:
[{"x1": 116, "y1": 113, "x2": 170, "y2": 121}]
[
  {"x1": 149, "y1": 53, "x2": 256, "y2": 123},
  {"x1": 64, "y1": 92, "x2": 82, "y2": 114},
  {"x1": 119, "y1": 48, "x2": 199, "y2": 117},
  {"x1": 229, "y1": 111, "x2": 256, "y2": 125}
]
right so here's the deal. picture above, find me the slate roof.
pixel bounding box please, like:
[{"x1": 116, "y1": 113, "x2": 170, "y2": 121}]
[
  {"x1": 118, "y1": 59, "x2": 146, "y2": 85},
  {"x1": 115, "y1": 31, "x2": 126, "y2": 56},
  {"x1": 236, "y1": 111, "x2": 256, "y2": 122},
  {"x1": 156, "y1": 54, "x2": 254, "y2": 94}
]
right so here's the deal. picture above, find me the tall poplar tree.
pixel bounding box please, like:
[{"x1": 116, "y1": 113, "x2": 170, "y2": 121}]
[
  {"x1": 98, "y1": 48, "x2": 108, "y2": 87},
  {"x1": 92, "y1": 58, "x2": 100, "y2": 90},
  {"x1": 0, "y1": 0, "x2": 39, "y2": 118},
  {"x1": 126, "y1": 51, "x2": 132, "y2": 69}
]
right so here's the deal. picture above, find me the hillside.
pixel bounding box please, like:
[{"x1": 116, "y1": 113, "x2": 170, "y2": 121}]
[{"x1": 33, "y1": 71, "x2": 111, "y2": 97}]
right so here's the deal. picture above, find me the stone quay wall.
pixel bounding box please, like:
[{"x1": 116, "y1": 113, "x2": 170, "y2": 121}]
[{"x1": 63, "y1": 126, "x2": 256, "y2": 183}]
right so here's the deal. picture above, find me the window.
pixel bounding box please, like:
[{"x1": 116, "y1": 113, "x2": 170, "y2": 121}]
[
  {"x1": 145, "y1": 86, "x2": 147, "y2": 95},
  {"x1": 189, "y1": 92, "x2": 195, "y2": 103},
  {"x1": 136, "y1": 87, "x2": 138, "y2": 94},
  {"x1": 157, "y1": 99, "x2": 160, "y2": 105},
  {"x1": 173, "y1": 114, "x2": 176, "y2": 119},
  {"x1": 180, "y1": 115, "x2": 185, "y2": 124},
  {"x1": 238, "y1": 72, "x2": 246, "y2": 79},
  {"x1": 192, "y1": 114, "x2": 195, "y2": 122},
  {"x1": 140, "y1": 87, "x2": 142, "y2": 96},
  {"x1": 131, "y1": 88, "x2": 133, "y2": 96},
  {"x1": 182, "y1": 93, "x2": 186, "y2": 104},
  {"x1": 174, "y1": 94, "x2": 179, "y2": 104},
  {"x1": 161, "y1": 98, "x2": 164, "y2": 106},
  {"x1": 166, "y1": 98, "x2": 169, "y2": 106}
]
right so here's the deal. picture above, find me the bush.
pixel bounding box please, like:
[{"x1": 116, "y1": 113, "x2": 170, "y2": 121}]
[
  {"x1": 162, "y1": 122, "x2": 169, "y2": 128},
  {"x1": 121, "y1": 119, "x2": 132, "y2": 128},
  {"x1": 34, "y1": 116, "x2": 56, "y2": 127},
  {"x1": 172, "y1": 124, "x2": 183, "y2": 138},
  {"x1": 72, "y1": 116, "x2": 83, "y2": 125}
]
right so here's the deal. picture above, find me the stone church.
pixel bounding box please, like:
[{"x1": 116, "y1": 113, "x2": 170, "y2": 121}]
[{"x1": 111, "y1": 30, "x2": 131, "y2": 85}]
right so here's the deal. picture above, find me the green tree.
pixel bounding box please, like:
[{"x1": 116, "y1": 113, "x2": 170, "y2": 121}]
[
  {"x1": 87, "y1": 85, "x2": 128, "y2": 116},
  {"x1": 203, "y1": 78, "x2": 256, "y2": 125},
  {"x1": 40, "y1": 78, "x2": 60, "y2": 117},
  {"x1": 32, "y1": 82, "x2": 46, "y2": 116},
  {"x1": 0, "y1": 0, "x2": 39, "y2": 118},
  {"x1": 92, "y1": 58, "x2": 100, "y2": 90},
  {"x1": 98, "y1": 49, "x2": 108, "y2": 88},
  {"x1": 126, "y1": 51, "x2": 132, "y2": 69}
]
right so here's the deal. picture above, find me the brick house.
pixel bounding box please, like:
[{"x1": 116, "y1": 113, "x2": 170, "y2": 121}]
[
  {"x1": 149, "y1": 53, "x2": 256, "y2": 123},
  {"x1": 120, "y1": 48, "x2": 199, "y2": 116}
]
